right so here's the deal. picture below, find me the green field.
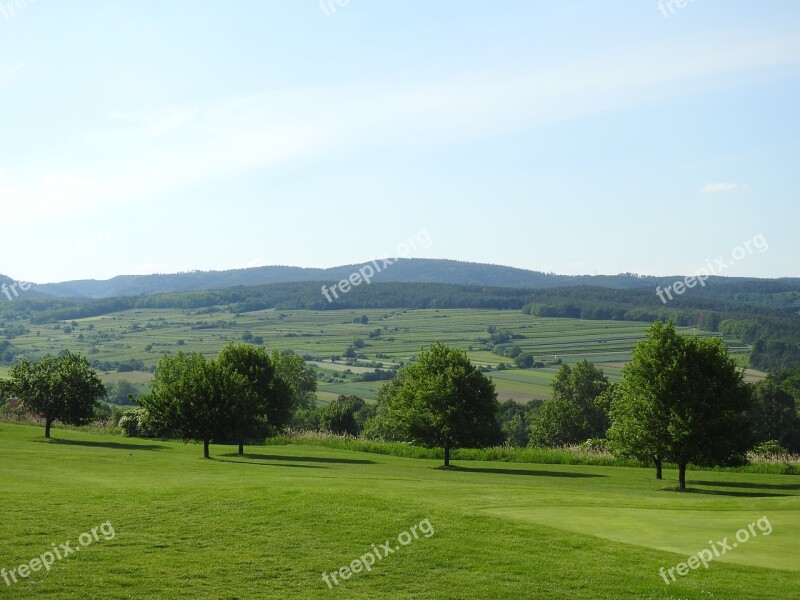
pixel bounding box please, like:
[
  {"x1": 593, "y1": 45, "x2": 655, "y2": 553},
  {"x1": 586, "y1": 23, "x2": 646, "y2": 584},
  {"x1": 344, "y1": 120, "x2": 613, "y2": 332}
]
[
  {"x1": 0, "y1": 308, "x2": 762, "y2": 403},
  {"x1": 1, "y1": 422, "x2": 797, "y2": 599}
]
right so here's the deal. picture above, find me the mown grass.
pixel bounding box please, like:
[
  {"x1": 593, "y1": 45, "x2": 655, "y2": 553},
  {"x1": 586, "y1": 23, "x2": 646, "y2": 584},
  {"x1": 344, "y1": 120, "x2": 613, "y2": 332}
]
[{"x1": 1, "y1": 422, "x2": 798, "y2": 599}]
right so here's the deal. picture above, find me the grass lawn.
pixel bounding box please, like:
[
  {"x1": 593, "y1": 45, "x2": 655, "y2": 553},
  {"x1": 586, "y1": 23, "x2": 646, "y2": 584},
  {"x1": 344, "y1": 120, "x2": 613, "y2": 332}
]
[{"x1": 1, "y1": 422, "x2": 798, "y2": 598}]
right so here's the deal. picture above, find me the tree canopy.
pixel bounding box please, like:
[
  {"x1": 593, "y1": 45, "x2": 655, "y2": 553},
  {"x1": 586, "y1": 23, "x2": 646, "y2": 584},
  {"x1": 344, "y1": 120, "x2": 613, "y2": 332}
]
[
  {"x1": 381, "y1": 342, "x2": 500, "y2": 467},
  {"x1": 608, "y1": 321, "x2": 752, "y2": 489},
  {"x1": 6, "y1": 352, "x2": 106, "y2": 438},
  {"x1": 528, "y1": 360, "x2": 610, "y2": 447}
]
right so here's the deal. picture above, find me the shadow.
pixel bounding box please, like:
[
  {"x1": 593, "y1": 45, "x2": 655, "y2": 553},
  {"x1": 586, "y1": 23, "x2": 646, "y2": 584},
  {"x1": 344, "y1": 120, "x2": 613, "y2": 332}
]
[
  {"x1": 692, "y1": 480, "x2": 800, "y2": 492},
  {"x1": 217, "y1": 459, "x2": 325, "y2": 469},
  {"x1": 660, "y1": 486, "x2": 789, "y2": 498},
  {"x1": 441, "y1": 465, "x2": 606, "y2": 478},
  {"x1": 220, "y1": 452, "x2": 375, "y2": 465},
  {"x1": 39, "y1": 438, "x2": 165, "y2": 451}
]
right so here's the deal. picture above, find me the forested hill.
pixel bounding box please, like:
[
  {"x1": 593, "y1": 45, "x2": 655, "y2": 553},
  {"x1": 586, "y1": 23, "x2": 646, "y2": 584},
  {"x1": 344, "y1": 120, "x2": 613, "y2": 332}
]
[{"x1": 3, "y1": 259, "x2": 774, "y2": 299}]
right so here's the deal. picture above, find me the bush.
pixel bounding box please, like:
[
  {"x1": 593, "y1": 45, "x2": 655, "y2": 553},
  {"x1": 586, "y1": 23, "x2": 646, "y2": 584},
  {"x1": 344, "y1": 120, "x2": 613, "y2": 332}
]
[
  {"x1": 751, "y1": 440, "x2": 789, "y2": 457},
  {"x1": 118, "y1": 408, "x2": 170, "y2": 438}
]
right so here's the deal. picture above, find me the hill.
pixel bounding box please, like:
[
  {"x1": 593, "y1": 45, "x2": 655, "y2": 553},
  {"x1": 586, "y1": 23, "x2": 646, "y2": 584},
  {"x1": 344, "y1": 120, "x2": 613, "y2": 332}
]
[{"x1": 9, "y1": 258, "x2": 797, "y2": 299}]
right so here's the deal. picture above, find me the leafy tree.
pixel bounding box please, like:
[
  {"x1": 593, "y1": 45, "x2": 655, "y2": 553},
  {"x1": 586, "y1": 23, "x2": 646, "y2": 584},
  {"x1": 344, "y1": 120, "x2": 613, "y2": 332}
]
[
  {"x1": 767, "y1": 363, "x2": 800, "y2": 401},
  {"x1": 748, "y1": 381, "x2": 800, "y2": 453},
  {"x1": 529, "y1": 360, "x2": 610, "y2": 447},
  {"x1": 270, "y1": 351, "x2": 318, "y2": 429},
  {"x1": 608, "y1": 321, "x2": 752, "y2": 489},
  {"x1": 106, "y1": 379, "x2": 140, "y2": 405},
  {"x1": 217, "y1": 343, "x2": 292, "y2": 454},
  {"x1": 497, "y1": 399, "x2": 536, "y2": 446},
  {"x1": 381, "y1": 342, "x2": 500, "y2": 467},
  {"x1": 7, "y1": 352, "x2": 105, "y2": 438},
  {"x1": 140, "y1": 352, "x2": 252, "y2": 458},
  {"x1": 514, "y1": 353, "x2": 534, "y2": 368},
  {"x1": 319, "y1": 395, "x2": 370, "y2": 435}
]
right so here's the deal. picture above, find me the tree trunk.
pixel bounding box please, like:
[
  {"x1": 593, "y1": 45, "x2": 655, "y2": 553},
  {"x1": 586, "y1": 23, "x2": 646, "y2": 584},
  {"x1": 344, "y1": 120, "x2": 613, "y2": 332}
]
[
  {"x1": 238, "y1": 442, "x2": 244, "y2": 455},
  {"x1": 678, "y1": 463, "x2": 687, "y2": 490},
  {"x1": 45, "y1": 419, "x2": 52, "y2": 439},
  {"x1": 444, "y1": 445, "x2": 450, "y2": 468},
  {"x1": 204, "y1": 440, "x2": 210, "y2": 459},
  {"x1": 655, "y1": 458, "x2": 663, "y2": 480}
]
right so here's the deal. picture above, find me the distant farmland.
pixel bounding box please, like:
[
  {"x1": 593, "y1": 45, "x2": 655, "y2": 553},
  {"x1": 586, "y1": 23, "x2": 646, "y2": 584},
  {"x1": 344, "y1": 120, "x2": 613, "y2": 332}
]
[{"x1": 0, "y1": 308, "x2": 759, "y2": 403}]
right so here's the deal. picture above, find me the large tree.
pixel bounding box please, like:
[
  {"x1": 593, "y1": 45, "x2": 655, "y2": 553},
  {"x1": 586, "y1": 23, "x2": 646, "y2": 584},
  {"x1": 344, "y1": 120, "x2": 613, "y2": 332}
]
[
  {"x1": 216, "y1": 343, "x2": 292, "y2": 454},
  {"x1": 8, "y1": 352, "x2": 105, "y2": 438},
  {"x1": 608, "y1": 321, "x2": 752, "y2": 489},
  {"x1": 529, "y1": 360, "x2": 610, "y2": 447},
  {"x1": 270, "y1": 351, "x2": 318, "y2": 429},
  {"x1": 382, "y1": 342, "x2": 500, "y2": 467},
  {"x1": 140, "y1": 352, "x2": 252, "y2": 459}
]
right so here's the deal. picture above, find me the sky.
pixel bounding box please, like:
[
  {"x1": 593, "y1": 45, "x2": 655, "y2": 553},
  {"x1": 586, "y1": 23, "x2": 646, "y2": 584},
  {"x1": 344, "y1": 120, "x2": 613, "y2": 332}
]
[{"x1": 1, "y1": 0, "x2": 799, "y2": 284}]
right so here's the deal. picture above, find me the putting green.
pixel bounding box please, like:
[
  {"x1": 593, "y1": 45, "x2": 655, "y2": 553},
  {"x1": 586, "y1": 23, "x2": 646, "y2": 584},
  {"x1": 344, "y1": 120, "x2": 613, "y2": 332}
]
[{"x1": 483, "y1": 505, "x2": 799, "y2": 571}]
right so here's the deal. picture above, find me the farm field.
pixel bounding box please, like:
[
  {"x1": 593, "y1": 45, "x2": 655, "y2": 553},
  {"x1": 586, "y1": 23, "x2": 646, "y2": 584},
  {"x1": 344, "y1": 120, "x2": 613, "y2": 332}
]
[
  {"x1": 0, "y1": 422, "x2": 797, "y2": 599},
  {"x1": 1, "y1": 308, "x2": 760, "y2": 403}
]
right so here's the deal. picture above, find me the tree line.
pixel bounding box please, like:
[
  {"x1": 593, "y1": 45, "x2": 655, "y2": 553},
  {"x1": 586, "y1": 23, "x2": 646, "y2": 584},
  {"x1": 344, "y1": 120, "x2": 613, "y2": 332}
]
[{"x1": 2, "y1": 322, "x2": 799, "y2": 489}]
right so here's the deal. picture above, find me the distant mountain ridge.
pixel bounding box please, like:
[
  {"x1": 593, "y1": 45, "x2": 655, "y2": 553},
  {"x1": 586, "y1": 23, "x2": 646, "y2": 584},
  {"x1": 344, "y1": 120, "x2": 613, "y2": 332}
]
[{"x1": 2, "y1": 258, "x2": 797, "y2": 299}]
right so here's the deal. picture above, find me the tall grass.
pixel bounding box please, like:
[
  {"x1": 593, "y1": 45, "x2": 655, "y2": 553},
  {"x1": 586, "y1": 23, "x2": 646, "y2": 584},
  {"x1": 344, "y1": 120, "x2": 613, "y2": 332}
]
[{"x1": 267, "y1": 431, "x2": 800, "y2": 474}]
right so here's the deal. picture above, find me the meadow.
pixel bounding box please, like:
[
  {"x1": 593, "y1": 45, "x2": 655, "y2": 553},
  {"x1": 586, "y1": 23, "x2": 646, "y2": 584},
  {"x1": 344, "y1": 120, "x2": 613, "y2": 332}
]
[
  {"x1": 0, "y1": 308, "x2": 761, "y2": 404},
  {"x1": 0, "y1": 422, "x2": 797, "y2": 599}
]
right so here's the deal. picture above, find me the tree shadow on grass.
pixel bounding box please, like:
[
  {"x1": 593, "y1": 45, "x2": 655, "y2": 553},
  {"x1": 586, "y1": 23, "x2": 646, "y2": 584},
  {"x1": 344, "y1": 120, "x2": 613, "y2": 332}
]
[
  {"x1": 39, "y1": 438, "x2": 165, "y2": 451},
  {"x1": 217, "y1": 458, "x2": 326, "y2": 469},
  {"x1": 441, "y1": 465, "x2": 606, "y2": 478},
  {"x1": 661, "y1": 486, "x2": 790, "y2": 498},
  {"x1": 219, "y1": 452, "x2": 375, "y2": 465},
  {"x1": 692, "y1": 480, "x2": 800, "y2": 492}
]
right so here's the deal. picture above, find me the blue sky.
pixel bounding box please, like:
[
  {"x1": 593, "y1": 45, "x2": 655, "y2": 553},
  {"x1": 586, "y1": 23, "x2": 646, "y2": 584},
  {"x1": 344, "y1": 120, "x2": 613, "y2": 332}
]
[{"x1": 1, "y1": 0, "x2": 798, "y2": 283}]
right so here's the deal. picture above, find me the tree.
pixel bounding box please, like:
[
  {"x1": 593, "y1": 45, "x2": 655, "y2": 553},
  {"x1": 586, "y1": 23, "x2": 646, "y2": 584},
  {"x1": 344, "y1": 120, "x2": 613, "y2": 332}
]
[
  {"x1": 748, "y1": 381, "x2": 800, "y2": 453},
  {"x1": 8, "y1": 352, "x2": 105, "y2": 438},
  {"x1": 106, "y1": 379, "x2": 140, "y2": 405},
  {"x1": 139, "y1": 352, "x2": 252, "y2": 459},
  {"x1": 514, "y1": 353, "x2": 534, "y2": 368},
  {"x1": 270, "y1": 351, "x2": 318, "y2": 429},
  {"x1": 528, "y1": 360, "x2": 610, "y2": 447},
  {"x1": 217, "y1": 343, "x2": 292, "y2": 454},
  {"x1": 382, "y1": 343, "x2": 500, "y2": 467},
  {"x1": 320, "y1": 395, "x2": 368, "y2": 435},
  {"x1": 608, "y1": 321, "x2": 752, "y2": 490},
  {"x1": 497, "y1": 399, "x2": 535, "y2": 447}
]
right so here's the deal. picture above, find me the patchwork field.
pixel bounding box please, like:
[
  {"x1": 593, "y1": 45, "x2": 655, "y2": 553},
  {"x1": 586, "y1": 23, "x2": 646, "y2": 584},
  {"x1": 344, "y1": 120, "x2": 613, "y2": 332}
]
[
  {"x1": 0, "y1": 308, "x2": 761, "y2": 404},
  {"x1": 0, "y1": 423, "x2": 797, "y2": 599}
]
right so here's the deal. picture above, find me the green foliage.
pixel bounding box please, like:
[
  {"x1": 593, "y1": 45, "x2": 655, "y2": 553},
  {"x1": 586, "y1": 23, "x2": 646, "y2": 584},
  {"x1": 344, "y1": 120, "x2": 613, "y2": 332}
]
[
  {"x1": 319, "y1": 395, "x2": 372, "y2": 435},
  {"x1": 748, "y1": 381, "x2": 800, "y2": 453},
  {"x1": 6, "y1": 351, "x2": 105, "y2": 437},
  {"x1": 751, "y1": 439, "x2": 789, "y2": 457},
  {"x1": 106, "y1": 379, "x2": 141, "y2": 405},
  {"x1": 381, "y1": 342, "x2": 501, "y2": 465},
  {"x1": 216, "y1": 343, "x2": 292, "y2": 449},
  {"x1": 608, "y1": 321, "x2": 753, "y2": 489},
  {"x1": 529, "y1": 361, "x2": 610, "y2": 447},
  {"x1": 496, "y1": 399, "x2": 538, "y2": 447},
  {"x1": 118, "y1": 407, "x2": 170, "y2": 438},
  {"x1": 269, "y1": 350, "x2": 318, "y2": 429},
  {"x1": 139, "y1": 352, "x2": 255, "y2": 457}
]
